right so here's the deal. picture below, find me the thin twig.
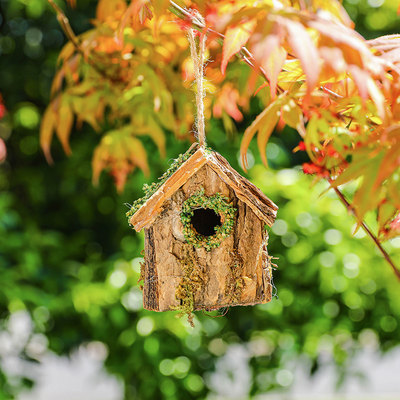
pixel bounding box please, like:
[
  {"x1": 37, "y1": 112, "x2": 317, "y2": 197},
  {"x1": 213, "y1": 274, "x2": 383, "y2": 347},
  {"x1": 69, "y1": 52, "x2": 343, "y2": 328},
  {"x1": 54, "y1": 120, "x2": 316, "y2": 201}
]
[
  {"x1": 333, "y1": 186, "x2": 400, "y2": 281},
  {"x1": 48, "y1": 0, "x2": 81, "y2": 51},
  {"x1": 47, "y1": 0, "x2": 122, "y2": 83}
]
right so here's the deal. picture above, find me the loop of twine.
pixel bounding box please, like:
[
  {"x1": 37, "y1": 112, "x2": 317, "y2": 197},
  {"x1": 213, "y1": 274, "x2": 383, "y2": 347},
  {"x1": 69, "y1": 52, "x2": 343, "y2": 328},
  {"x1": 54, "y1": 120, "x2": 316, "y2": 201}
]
[{"x1": 187, "y1": 26, "x2": 207, "y2": 147}]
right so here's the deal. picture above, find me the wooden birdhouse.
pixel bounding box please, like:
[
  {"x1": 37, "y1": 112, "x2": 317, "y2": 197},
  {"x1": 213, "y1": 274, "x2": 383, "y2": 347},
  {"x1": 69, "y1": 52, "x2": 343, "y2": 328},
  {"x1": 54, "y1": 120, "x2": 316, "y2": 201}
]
[{"x1": 127, "y1": 144, "x2": 278, "y2": 315}]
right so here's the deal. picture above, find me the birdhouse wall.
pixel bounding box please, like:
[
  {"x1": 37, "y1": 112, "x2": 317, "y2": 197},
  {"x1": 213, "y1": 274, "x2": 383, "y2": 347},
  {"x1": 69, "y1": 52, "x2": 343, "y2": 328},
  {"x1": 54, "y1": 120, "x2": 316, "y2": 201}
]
[{"x1": 142, "y1": 164, "x2": 272, "y2": 312}]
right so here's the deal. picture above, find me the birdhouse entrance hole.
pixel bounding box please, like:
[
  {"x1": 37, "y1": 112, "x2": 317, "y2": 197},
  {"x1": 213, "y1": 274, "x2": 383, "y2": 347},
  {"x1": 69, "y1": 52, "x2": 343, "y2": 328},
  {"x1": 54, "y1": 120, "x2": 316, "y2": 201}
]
[
  {"x1": 181, "y1": 190, "x2": 236, "y2": 251},
  {"x1": 190, "y1": 208, "x2": 222, "y2": 236}
]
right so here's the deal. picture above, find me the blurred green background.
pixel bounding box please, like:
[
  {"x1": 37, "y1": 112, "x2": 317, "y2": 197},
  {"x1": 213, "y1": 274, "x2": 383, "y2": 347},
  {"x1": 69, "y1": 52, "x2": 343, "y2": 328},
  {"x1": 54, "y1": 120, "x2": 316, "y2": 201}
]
[{"x1": 0, "y1": 0, "x2": 400, "y2": 399}]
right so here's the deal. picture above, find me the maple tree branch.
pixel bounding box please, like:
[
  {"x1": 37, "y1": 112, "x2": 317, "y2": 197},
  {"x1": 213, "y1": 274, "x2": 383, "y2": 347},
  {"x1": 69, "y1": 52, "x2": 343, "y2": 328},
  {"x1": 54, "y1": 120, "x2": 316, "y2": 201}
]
[
  {"x1": 47, "y1": 0, "x2": 124, "y2": 83},
  {"x1": 168, "y1": 0, "x2": 273, "y2": 85},
  {"x1": 170, "y1": 1, "x2": 399, "y2": 279},
  {"x1": 47, "y1": 0, "x2": 80, "y2": 49},
  {"x1": 333, "y1": 186, "x2": 400, "y2": 281},
  {"x1": 169, "y1": 1, "x2": 347, "y2": 101}
]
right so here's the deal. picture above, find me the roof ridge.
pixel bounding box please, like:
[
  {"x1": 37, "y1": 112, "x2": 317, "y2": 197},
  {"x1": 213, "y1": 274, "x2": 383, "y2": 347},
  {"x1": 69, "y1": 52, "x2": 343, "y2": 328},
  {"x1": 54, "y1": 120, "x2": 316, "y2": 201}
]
[{"x1": 128, "y1": 146, "x2": 277, "y2": 231}]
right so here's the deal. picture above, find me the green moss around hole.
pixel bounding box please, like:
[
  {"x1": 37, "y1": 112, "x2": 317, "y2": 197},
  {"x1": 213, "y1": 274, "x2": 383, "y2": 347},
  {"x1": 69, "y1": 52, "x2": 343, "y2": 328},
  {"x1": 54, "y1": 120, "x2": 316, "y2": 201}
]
[{"x1": 181, "y1": 190, "x2": 236, "y2": 251}]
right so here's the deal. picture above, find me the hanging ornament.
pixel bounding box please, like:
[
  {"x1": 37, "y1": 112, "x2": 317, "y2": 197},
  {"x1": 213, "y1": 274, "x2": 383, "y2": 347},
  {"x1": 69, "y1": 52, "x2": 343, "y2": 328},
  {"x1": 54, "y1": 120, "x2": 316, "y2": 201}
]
[{"x1": 127, "y1": 25, "x2": 278, "y2": 324}]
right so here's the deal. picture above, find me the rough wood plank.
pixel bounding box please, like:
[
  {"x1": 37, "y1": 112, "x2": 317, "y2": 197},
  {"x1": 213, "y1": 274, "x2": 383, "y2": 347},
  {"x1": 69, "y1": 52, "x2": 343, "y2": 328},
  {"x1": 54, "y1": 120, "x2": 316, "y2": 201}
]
[
  {"x1": 151, "y1": 211, "x2": 186, "y2": 311},
  {"x1": 143, "y1": 227, "x2": 160, "y2": 311},
  {"x1": 260, "y1": 231, "x2": 273, "y2": 303}
]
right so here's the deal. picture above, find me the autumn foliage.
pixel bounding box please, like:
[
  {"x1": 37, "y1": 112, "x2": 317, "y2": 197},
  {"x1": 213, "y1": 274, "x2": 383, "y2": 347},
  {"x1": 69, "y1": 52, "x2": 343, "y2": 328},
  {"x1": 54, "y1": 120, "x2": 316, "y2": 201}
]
[{"x1": 43, "y1": 0, "x2": 400, "y2": 242}]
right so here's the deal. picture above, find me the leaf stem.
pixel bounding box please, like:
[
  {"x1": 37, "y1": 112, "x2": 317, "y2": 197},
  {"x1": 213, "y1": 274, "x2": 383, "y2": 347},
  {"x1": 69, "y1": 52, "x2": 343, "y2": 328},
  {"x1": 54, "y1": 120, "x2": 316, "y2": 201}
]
[{"x1": 333, "y1": 186, "x2": 400, "y2": 281}]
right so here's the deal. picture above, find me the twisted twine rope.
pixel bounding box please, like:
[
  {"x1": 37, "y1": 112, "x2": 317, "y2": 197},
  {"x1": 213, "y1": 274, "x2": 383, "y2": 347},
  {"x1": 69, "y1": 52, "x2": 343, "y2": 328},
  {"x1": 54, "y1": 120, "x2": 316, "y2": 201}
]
[{"x1": 187, "y1": 27, "x2": 207, "y2": 147}]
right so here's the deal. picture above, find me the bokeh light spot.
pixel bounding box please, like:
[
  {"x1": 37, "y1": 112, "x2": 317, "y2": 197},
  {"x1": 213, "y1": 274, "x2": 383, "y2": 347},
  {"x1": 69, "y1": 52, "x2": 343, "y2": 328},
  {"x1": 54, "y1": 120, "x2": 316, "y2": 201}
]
[
  {"x1": 276, "y1": 369, "x2": 293, "y2": 387},
  {"x1": 173, "y1": 356, "x2": 191, "y2": 378},
  {"x1": 380, "y1": 316, "x2": 397, "y2": 333},
  {"x1": 296, "y1": 212, "x2": 312, "y2": 228},
  {"x1": 14, "y1": 105, "x2": 40, "y2": 129},
  {"x1": 282, "y1": 232, "x2": 298, "y2": 247},
  {"x1": 185, "y1": 374, "x2": 204, "y2": 392},
  {"x1": 159, "y1": 359, "x2": 174, "y2": 376},
  {"x1": 324, "y1": 229, "x2": 342, "y2": 245},
  {"x1": 208, "y1": 338, "x2": 227, "y2": 356},
  {"x1": 109, "y1": 270, "x2": 127, "y2": 288},
  {"x1": 144, "y1": 337, "x2": 159, "y2": 356},
  {"x1": 323, "y1": 300, "x2": 339, "y2": 318},
  {"x1": 136, "y1": 316, "x2": 154, "y2": 336},
  {"x1": 319, "y1": 251, "x2": 336, "y2": 268},
  {"x1": 272, "y1": 219, "x2": 288, "y2": 236},
  {"x1": 160, "y1": 378, "x2": 176, "y2": 397},
  {"x1": 121, "y1": 289, "x2": 143, "y2": 311}
]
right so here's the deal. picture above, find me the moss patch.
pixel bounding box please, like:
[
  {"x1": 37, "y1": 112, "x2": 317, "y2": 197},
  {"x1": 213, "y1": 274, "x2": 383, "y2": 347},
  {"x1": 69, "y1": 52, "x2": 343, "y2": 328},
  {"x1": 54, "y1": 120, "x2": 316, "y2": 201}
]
[
  {"x1": 173, "y1": 246, "x2": 206, "y2": 326},
  {"x1": 224, "y1": 263, "x2": 245, "y2": 304},
  {"x1": 181, "y1": 190, "x2": 236, "y2": 251}
]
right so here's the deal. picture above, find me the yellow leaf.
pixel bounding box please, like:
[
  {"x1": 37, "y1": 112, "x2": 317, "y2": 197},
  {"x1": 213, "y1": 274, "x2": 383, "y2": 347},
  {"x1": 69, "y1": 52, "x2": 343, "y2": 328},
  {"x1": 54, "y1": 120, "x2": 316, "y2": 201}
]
[
  {"x1": 96, "y1": 0, "x2": 127, "y2": 22},
  {"x1": 92, "y1": 128, "x2": 150, "y2": 192},
  {"x1": 51, "y1": 66, "x2": 65, "y2": 98},
  {"x1": 282, "y1": 99, "x2": 305, "y2": 136},
  {"x1": 57, "y1": 42, "x2": 75, "y2": 64},
  {"x1": 133, "y1": 119, "x2": 166, "y2": 157},
  {"x1": 257, "y1": 104, "x2": 281, "y2": 167},
  {"x1": 40, "y1": 106, "x2": 56, "y2": 164},
  {"x1": 311, "y1": 0, "x2": 354, "y2": 27},
  {"x1": 367, "y1": 77, "x2": 387, "y2": 121},
  {"x1": 55, "y1": 99, "x2": 74, "y2": 156},
  {"x1": 240, "y1": 94, "x2": 289, "y2": 170},
  {"x1": 221, "y1": 19, "x2": 257, "y2": 74},
  {"x1": 263, "y1": 42, "x2": 287, "y2": 99},
  {"x1": 278, "y1": 60, "x2": 305, "y2": 84}
]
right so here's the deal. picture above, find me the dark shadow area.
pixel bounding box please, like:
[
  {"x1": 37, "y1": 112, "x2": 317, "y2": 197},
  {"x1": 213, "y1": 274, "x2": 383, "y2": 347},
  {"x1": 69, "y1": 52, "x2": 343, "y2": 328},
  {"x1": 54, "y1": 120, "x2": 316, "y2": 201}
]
[{"x1": 190, "y1": 208, "x2": 222, "y2": 236}]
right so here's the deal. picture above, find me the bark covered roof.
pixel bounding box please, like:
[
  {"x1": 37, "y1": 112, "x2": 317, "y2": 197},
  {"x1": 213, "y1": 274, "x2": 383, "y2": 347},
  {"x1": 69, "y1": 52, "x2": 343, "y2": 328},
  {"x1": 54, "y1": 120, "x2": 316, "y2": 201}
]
[{"x1": 129, "y1": 145, "x2": 278, "y2": 231}]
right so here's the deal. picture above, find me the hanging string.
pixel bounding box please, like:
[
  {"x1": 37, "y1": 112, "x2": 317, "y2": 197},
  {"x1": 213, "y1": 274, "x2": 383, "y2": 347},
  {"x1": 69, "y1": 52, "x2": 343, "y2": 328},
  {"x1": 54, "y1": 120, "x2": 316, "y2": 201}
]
[{"x1": 187, "y1": 26, "x2": 207, "y2": 147}]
